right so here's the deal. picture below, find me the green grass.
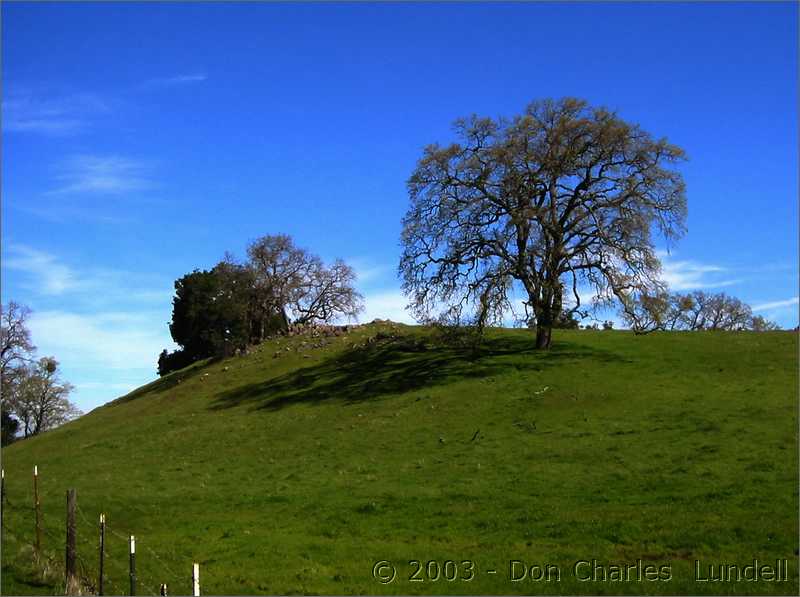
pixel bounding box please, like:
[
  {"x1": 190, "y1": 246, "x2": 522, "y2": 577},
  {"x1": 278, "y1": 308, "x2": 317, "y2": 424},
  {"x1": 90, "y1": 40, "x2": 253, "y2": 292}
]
[{"x1": 1, "y1": 324, "x2": 797, "y2": 595}]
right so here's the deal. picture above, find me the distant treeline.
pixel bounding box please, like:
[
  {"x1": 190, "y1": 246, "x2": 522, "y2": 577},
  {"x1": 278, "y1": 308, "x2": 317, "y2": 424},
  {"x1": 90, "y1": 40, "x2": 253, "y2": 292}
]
[{"x1": 621, "y1": 290, "x2": 780, "y2": 333}]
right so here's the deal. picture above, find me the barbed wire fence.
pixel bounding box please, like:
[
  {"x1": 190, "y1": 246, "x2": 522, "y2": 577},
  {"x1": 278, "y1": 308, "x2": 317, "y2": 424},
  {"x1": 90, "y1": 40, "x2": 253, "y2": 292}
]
[
  {"x1": 75, "y1": 503, "x2": 197, "y2": 595},
  {"x1": 1, "y1": 467, "x2": 201, "y2": 596},
  {"x1": 1, "y1": 496, "x2": 74, "y2": 592}
]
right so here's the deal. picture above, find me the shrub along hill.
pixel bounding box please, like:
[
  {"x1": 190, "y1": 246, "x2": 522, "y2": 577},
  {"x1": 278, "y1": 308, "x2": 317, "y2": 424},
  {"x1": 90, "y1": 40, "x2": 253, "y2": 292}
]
[{"x1": 1, "y1": 323, "x2": 797, "y2": 595}]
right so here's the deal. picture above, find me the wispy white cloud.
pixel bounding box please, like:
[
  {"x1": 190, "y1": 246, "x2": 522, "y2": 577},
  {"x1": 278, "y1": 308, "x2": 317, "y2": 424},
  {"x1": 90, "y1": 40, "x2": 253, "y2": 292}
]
[
  {"x1": 28, "y1": 310, "x2": 173, "y2": 372},
  {"x1": 4, "y1": 243, "x2": 171, "y2": 305},
  {"x1": 141, "y1": 73, "x2": 207, "y2": 89},
  {"x1": 751, "y1": 297, "x2": 799, "y2": 312},
  {"x1": 4, "y1": 244, "x2": 175, "y2": 410},
  {"x1": 4, "y1": 244, "x2": 78, "y2": 294},
  {"x1": 15, "y1": 203, "x2": 134, "y2": 225},
  {"x1": 49, "y1": 154, "x2": 154, "y2": 195},
  {"x1": 349, "y1": 258, "x2": 392, "y2": 286},
  {"x1": 3, "y1": 91, "x2": 110, "y2": 135},
  {"x1": 658, "y1": 253, "x2": 739, "y2": 291}
]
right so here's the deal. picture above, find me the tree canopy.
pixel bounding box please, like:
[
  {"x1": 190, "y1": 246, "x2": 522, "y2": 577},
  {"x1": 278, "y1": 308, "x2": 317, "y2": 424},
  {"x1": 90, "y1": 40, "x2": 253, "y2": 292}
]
[{"x1": 399, "y1": 97, "x2": 688, "y2": 348}]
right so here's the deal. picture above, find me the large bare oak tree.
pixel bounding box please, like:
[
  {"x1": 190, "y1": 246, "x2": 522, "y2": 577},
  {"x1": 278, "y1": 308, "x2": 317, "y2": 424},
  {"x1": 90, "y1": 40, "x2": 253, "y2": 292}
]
[{"x1": 399, "y1": 98, "x2": 687, "y2": 348}]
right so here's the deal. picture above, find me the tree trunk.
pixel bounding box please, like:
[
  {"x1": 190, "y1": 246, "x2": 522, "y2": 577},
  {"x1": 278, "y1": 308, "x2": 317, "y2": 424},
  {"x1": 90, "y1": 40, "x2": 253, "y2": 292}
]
[
  {"x1": 535, "y1": 325, "x2": 552, "y2": 349},
  {"x1": 531, "y1": 287, "x2": 557, "y2": 350}
]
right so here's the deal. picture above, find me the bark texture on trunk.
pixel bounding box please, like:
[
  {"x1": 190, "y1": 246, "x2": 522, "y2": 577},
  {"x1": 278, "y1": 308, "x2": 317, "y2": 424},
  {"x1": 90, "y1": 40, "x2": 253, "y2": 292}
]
[
  {"x1": 531, "y1": 293, "x2": 556, "y2": 350},
  {"x1": 535, "y1": 325, "x2": 552, "y2": 349}
]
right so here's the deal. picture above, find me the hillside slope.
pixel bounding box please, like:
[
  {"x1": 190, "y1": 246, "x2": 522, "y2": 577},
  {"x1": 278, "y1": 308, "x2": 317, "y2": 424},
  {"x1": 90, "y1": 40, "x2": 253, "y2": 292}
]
[{"x1": 1, "y1": 324, "x2": 797, "y2": 595}]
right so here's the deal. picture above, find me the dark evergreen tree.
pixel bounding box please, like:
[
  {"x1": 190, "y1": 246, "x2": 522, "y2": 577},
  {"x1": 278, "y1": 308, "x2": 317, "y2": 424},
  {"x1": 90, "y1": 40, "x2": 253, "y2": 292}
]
[
  {"x1": 1, "y1": 408, "x2": 19, "y2": 446},
  {"x1": 168, "y1": 268, "x2": 249, "y2": 358},
  {"x1": 157, "y1": 348, "x2": 195, "y2": 376},
  {"x1": 158, "y1": 261, "x2": 290, "y2": 376}
]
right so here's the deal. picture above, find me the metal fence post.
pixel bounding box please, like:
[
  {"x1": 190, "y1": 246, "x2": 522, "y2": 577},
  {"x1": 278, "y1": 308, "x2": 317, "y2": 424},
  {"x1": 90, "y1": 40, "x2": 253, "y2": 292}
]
[
  {"x1": 65, "y1": 489, "x2": 78, "y2": 593},
  {"x1": 129, "y1": 535, "x2": 136, "y2": 596},
  {"x1": 98, "y1": 514, "x2": 106, "y2": 595},
  {"x1": 33, "y1": 465, "x2": 42, "y2": 554},
  {"x1": 192, "y1": 562, "x2": 200, "y2": 596}
]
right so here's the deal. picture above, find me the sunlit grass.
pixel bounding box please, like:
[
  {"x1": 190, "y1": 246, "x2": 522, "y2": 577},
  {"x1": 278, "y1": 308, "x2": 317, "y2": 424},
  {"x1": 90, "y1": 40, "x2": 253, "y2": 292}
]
[{"x1": 1, "y1": 324, "x2": 797, "y2": 595}]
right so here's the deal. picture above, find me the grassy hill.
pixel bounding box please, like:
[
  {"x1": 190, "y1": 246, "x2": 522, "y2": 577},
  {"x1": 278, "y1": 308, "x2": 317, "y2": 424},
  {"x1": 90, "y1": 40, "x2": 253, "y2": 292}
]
[{"x1": 1, "y1": 324, "x2": 797, "y2": 595}]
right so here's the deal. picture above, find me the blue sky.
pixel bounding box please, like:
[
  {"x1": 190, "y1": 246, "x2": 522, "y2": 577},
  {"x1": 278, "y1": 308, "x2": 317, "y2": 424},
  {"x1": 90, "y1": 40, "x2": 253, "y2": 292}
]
[{"x1": 2, "y1": 2, "x2": 797, "y2": 412}]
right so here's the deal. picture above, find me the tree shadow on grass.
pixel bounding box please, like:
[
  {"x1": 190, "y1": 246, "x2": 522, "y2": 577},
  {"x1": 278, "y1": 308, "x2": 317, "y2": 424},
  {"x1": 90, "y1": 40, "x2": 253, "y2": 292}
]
[{"x1": 210, "y1": 333, "x2": 627, "y2": 413}]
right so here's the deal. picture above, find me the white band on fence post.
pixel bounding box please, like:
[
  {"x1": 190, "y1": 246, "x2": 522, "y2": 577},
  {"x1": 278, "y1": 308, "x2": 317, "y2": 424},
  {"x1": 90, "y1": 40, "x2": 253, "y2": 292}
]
[
  {"x1": 34, "y1": 465, "x2": 38, "y2": 476},
  {"x1": 130, "y1": 535, "x2": 136, "y2": 554},
  {"x1": 192, "y1": 563, "x2": 200, "y2": 596}
]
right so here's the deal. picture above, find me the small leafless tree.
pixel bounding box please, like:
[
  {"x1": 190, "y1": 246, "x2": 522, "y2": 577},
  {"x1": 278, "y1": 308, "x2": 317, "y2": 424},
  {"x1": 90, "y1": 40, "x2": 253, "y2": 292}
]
[
  {"x1": 678, "y1": 291, "x2": 709, "y2": 330},
  {"x1": 247, "y1": 235, "x2": 363, "y2": 330},
  {"x1": 1, "y1": 301, "x2": 36, "y2": 392},
  {"x1": 621, "y1": 290, "x2": 671, "y2": 333},
  {"x1": 751, "y1": 315, "x2": 781, "y2": 332},
  {"x1": 702, "y1": 293, "x2": 752, "y2": 330},
  {"x1": 663, "y1": 293, "x2": 694, "y2": 330},
  {"x1": 8, "y1": 357, "x2": 80, "y2": 437},
  {"x1": 400, "y1": 98, "x2": 687, "y2": 348},
  {"x1": 247, "y1": 235, "x2": 314, "y2": 335},
  {"x1": 2, "y1": 302, "x2": 37, "y2": 444},
  {"x1": 293, "y1": 259, "x2": 362, "y2": 324}
]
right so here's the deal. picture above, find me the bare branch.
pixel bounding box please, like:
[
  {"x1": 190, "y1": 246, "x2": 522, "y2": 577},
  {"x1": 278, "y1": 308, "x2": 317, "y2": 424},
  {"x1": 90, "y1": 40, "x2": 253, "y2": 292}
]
[{"x1": 400, "y1": 98, "x2": 688, "y2": 348}]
